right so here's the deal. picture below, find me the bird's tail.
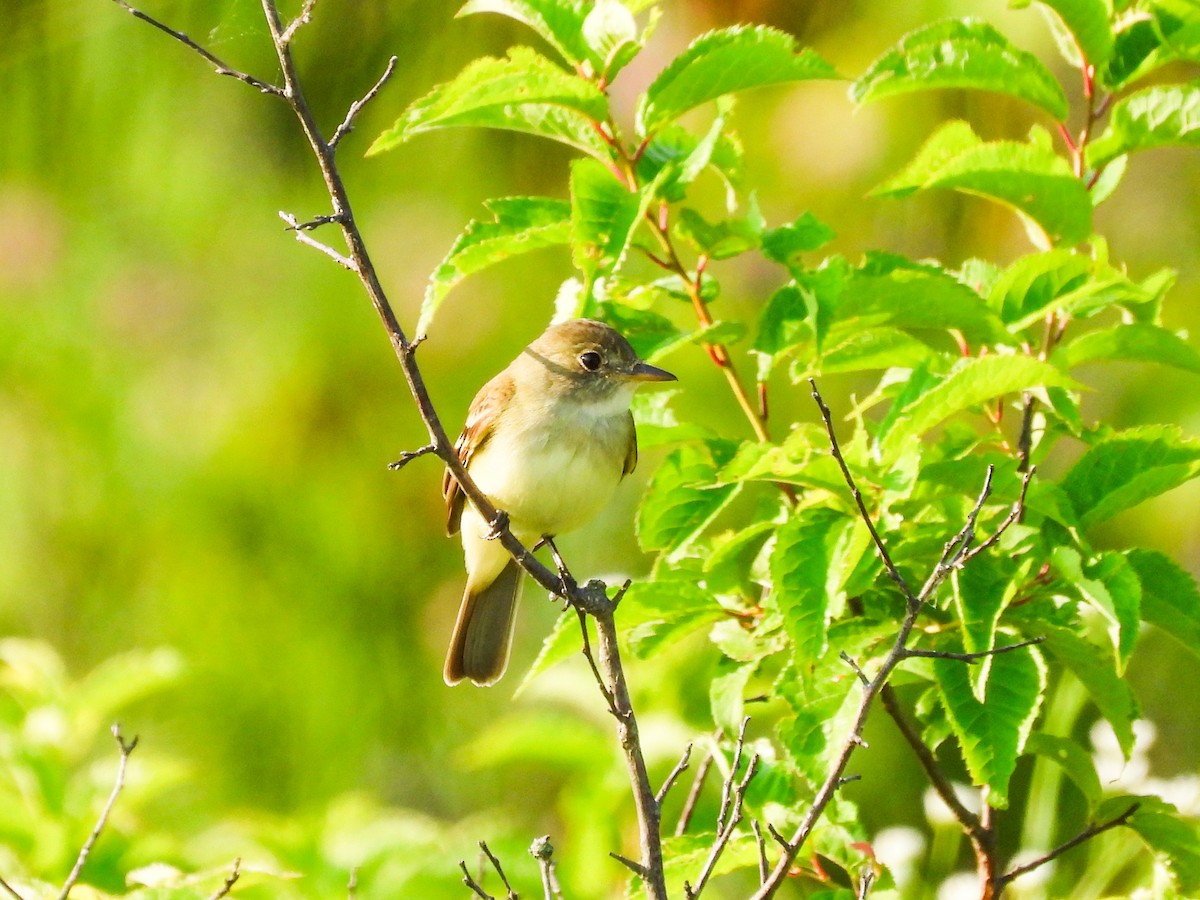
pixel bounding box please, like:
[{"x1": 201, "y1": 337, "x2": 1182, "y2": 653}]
[{"x1": 443, "y1": 559, "x2": 523, "y2": 686}]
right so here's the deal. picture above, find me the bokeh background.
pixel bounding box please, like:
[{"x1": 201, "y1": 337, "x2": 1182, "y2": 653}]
[{"x1": 3, "y1": 0, "x2": 1199, "y2": 896}]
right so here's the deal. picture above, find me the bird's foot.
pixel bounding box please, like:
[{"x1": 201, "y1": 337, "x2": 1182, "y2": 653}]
[{"x1": 484, "y1": 509, "x2": 510, "y2": 541}]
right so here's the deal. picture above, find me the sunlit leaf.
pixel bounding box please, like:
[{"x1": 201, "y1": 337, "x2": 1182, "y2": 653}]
[
  {"x1": 876, "y1": 121, "x2": 1093, "y2": 245},
  {"x1": 457, "y1": 0, "x2": 593, "y2": 67},
  {"x1": 637, "y1": 442, "x2": 741, "y2": 553},
  {"x1": 1040, "y1": 623, "x2": 1138, "y2": 756},
  {"x1": 420, "y1": 197, "x2": 571, "y2": 334},
  {"x1": 368, "y1": 46, "x2": 610, "y2": 158},
  {"x1": 637, "y1": 25, "x2": 837, "y2": 136},
  {"x1": 674, "y1": 204, "x2": 764, "y2": 259},
  {"x1": 1024, "y1": 731, "x2": 1104, "y2": 812},
  {"x1": 761, "y1": 212, "x2": 837, "y2": 269},
  {"x1": 1061, "y1": 425, "x2": 1200, "y2": 528},
  {"x1": 879, "y1": 355, "x2": 1077, "y2": 458},
  {"x1": 852, "y1": 18, "x2": 1069, "y2": 119},
  {"x1": 1051, "y1": 547, "x2": 1141, "y2": 671},
  {"x1": 710, "y1": 659, "x2": 754, "y2": 733},
  {"x1": 1012, "y1": 0, "x2": 1115, "y2": 67},
  {"x1": 1056, "y1": 322, "x2": 1200, "y2": 373},
  {"x1": 570, "y1": 158, "x2": 644, "y2": 293},
  {"x1": 1106, "y1": 794, "x2": 1200, "y2": 893},
  {"x1": 934, "y1": 643, "x2": 1046, "y2": 808},
  {"x1": 1088, "y1": 82, "x2": 1200, "y2": 166},
  {"x1": 770, "y1": 507, "x2": 856, "y2": 660},
  {"x1": 1127, "y1": 548, "x2": 1200, "y2": 660}
]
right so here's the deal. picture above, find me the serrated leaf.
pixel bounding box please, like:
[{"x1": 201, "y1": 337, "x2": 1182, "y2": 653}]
[
  {"x1": 851, "y1": 18, "x2": 1069, "y2": 119},
  {"x1": 1051, "y1": 547, "x2": 1141, "y2": 671},
  {"x1": 620, "y1": 576, "x2": 726, "y2": 657},
  {"x1": 952, "y1": 556, "x2": 1011, "y2": 675},
  {"x1": 635, "y1": 113, "x2": 746, "y2": 203},
  {"x1": 1024, "y1": 731, "x2": 1104, "y2": 811},
  {"x1": 934, "y1": 644, "x2": 1047, "y2": 808},
  {"x1": 876, "y1": 120, "x2": 1093, "y2": 246},
  {"x1": 630, "y1": 389, "x2": 716, "y2": 448},
  {"x1": 1088, "y1": 81, "x2": 1200, "y2": 166},
  {"x1": 761, "y1": 212, "x2": 837, "y2": 268},
  {"x1": 1018, "y1": 0, "x2": 1115, "y2": 67},
  {"x1": 770, "y1": 508, "x2": 855, "y2": 660},
  {"x1": 420, "y1": 198, "x2": 571, "y2": 334},
  {"x1": 1127, "y1": 548, "x2": 1200, "y2": 660},
  {"x1": 637, "y1": 442, "x2": 741, "y2": 553},
  {"x1": 879, "y1": 355, "x2": 1077, "y2": 458},
  {"x1": 1061, "y1": 425, "x2": 1200, "y2": 528},
  {"x1": 1056, "y1": 323, "x2": 1200, "y2": 373},
  {"x1": 812, "y1": 326, "x2": 935, "y2": 376},
  {"x1": 637, "y1": 25, "x2": 837, "y2": 136},
  {"x1": 457, "y1": 0, "x2": 593, "y2": 67},
  {"x1": 368, "y1": 46, "x2": 610, "y2": 158},
  {"x1": 570, "y1": 158, "x2": 645, "y2": 293},
  {"x1": 674, "y1": 204, "x2": 764, "y2": 259},
  {"x1": 1107, "y1": 794, "x2": 1200, "y2": 893},
  {"x1": 1040, "y1": 623, "x2": 1137, "y2": 756}
]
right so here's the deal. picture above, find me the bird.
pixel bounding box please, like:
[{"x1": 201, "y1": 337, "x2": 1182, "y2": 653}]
[{"x1": 442, "y1": 318, "x2": 676, "y2": 686}]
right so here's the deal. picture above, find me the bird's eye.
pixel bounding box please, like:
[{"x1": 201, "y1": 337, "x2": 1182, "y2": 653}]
[{"x1": 579, "y1": 350, "x2": 603, "y2": 372}]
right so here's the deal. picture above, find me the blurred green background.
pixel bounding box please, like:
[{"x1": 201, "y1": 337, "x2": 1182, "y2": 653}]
[{"x1": 3, "y1": 0, "x2": 1200, "y2": 896}]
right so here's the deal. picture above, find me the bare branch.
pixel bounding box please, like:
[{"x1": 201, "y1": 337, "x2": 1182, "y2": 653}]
[
  {"x1": 278, "y1": 212, "x2": 357, "y2": 270},
  {"x1": 458, "y1": 860, "x2": 495, "y2": 900},
  {"x1": 279, "y1": 0, "x2": 318, "y2": 46},
  {"x1": 576, "y1": 608, "x2": 618, "y2": 716},
  {"x1": 330, "y1": 56, "x2": 400, "y2": 150},
  {"x1": 0, "y1": 877, "x2": 26, "y2": 900},
  {"x1": 387, "y1": 443, "x2": 437, "y2": 471},
  {"x1": 809, "y1": 378, "x2": 916, "y2": 607},
  {"x1": 529, "y1": 836, "x2": 563, "y2": 900},
  {"x1": 675, "y1": 748, "x2": 714, "y2": 836},
  {"x1": 478, "y1": 842, "x2": 517, "y2": 900},
  {"x1": 916, "y1": 465, "x2": 996, "y2": 601},
  {"x1": 961, "y1": 466, "x2": 1035, "y2": 564},
  {"x1": 58, "y1": 725, "x2": 139, "y2": 900},
  {"x1": 347, "y1": 867, "x2": 358, "y2": 899},
  {"x1": 108, "y1": 0, "x2": 284, "y2": 96},
  {"x1": 205, "y1": 859, "x2": 241, "y2": 900},
  {"x1": 994, "y1": 803, "x2": 1139, "y2": 893},
  {"x1": 903, "y1": 636, "x2": 1045, "y2": 663},
  {"x1": 656, "y1": 743, "x2": 693, "y2": 807},
  {"x1": 751, "y1": 820, "x2": 768, "y2": 885},
  {"x1": 840, "y1": 650, "x2": 870, "y2": 686}
]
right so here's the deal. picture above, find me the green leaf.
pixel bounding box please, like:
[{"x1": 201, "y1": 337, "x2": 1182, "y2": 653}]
[
  {"x1": 456, "y1": 0, "x2": 593, "y2": 68},
  {"x1": 1050, "y1": 547, "x2": 1141, "y2": 671},
  {"x1": 1088, "y1": 82, "x2": 1200, "y2": 166},
  {"x1": 1127, "y1": 548, "x2": 1200, "y2": 660},
  {"x1": 674, "y1": 204, "x2": 764, "y2": 260},
  {"x1": 570, "y1": 158, "x2": 644, "y2": 293},
  {"x1": 761, "y1": 212, "x2": 837, "y2": 268},
  {"x1": 630, "y1": 389, "x2": 717, "y2": 448},
  {"x1": 1107, "y1": 794, "x2": 1200, "y2": 894},
  {"x1": 813, "y1": 326, "x2": 934, "y2": 376},
  {"x1": 1015, "y1": 0, "x2": 1115, "y2": 67},
  {"x1": 635, "y1": 109, "x2": 746, "y2": 203},
  {"x1": 637, "y1": 25, "x2": 837, "y2": 136},
  {"x1": 770, "y1": 508, "x2": 856, "y2": 660},
  {"x1": 851, "y1": 18, "x2": 1069, "y2": 119},
  {"x1": 419, "y1": 198, "x2": 571, "y2": 334},
  {"x1": 620, "y1": 575, "x2": 726, "y2": 657},
  {"x1": 515, "y1": 609, "x2": 580, "y2": 695},
  {"x1": 368, "y1": 46, "x2": 610, "y2": 158},
  {"x1": 710, "y1": 660, "x2": 754, "y2": 734},
  {"x1": 879, "y1": 355, "x2": 1077, "y2": 458},
  {"x1": 934, "y1": 644, "x2": 1047, "y2": 808},
  {"x1": 1024, "y1": 731, "x2": 1104, "y2": 812},
  {"x1": 952, "y1": 555, "x2": 1012, "y2": 661},
  {"x1": 637, "y1": 442, "x2": 741, "y2": 553},
  {"x1": 1061, "y1": 425, "x2": 1200, "y2": 528},
  {"x1": 876, "y1": 120, "x2": 1093, "y2": 246},
  {"x1": 1056, "y1": 323, "x2": 1200, "y2": 373},
  {"x1": 1040, "y1": 624, "x2": 1138, "y2": 756}
]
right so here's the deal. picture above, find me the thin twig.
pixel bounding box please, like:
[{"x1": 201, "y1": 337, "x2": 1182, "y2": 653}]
[
  {"x1": 675, "y1": 749, "x2": 714, "y2": 836},
  {"x1": 58, "y1": 725, "x2": 138, "y2": 900},
  {"x1": 840, "y1": 650, "x2": 870, "y2": 686},
  {"x1": 610, "y1": 852, "x2": 647, "y2": 877},
  {"x1": 529, "y1": 837, "x2": 562, "y2": 900},
  {"x1": 459, "y1": 860, "x2": 495, "y2": 900},
  {"x1": 278, "y1": 212, "x2": 357, "y2": 270},
  {"x1": 205, "y1": 859, "x2": 241, "y2": 900},
  {"x1": 993, "y1": 802, "x2": 1139, "y2": 893},
  {"x1": 330, "y1": 56, "x2": 400, "y2": 150},
  {"x1": 279, "y1": 0, "x2": 318, "y2": 46},
  {"x1": 478, "y1": 842, "x2": 517, "y2": 900},
  {"x1": 0, "y1": 878, "x2": 26, "y2": 900},
  {"x1": 387, "y1": 443, "x2": 437, "y2": 471},
  {"x1": 108, "y1": 0, "x2": 284, "y2": 96},
  {"x1": 576, "y1": 608, "x2": 618, "y2": 715},
  {"x1": 751, "y1": 820, "x2": 769, "y2": 884},
  {"x1": 656, "y1": 743, "x2": 693, "y2": 807},
  {"x1": 960, "y1": 467, "x2": 1035, "y2": 564},
  {"x1": 347, "y1": 867, "x2": 358, "y2": 899},
  {"x1": 902, "y1": 636, "x2": 1045, "y2": 663}
]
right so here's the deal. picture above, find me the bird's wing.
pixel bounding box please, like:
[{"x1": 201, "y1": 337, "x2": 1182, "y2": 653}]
[
  {"x1": 622, "y1": 410, "x2": 638, "y2": 478},
  {"x1": 444, "y1": 372, "x2": 514, "y2": 535}
]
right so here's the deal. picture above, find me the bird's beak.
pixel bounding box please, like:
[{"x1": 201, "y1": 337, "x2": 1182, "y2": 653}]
[{"x1": 626, "y1": 360, "x2": 677, "y2": 382}]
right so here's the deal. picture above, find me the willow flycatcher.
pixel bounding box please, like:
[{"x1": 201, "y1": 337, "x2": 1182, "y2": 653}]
[{"x1": 442, "y1": 318, "x2": 676, "y2": 686}]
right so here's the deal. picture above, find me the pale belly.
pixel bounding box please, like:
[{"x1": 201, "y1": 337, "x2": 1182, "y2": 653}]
[{"x1": 466, "y1": 420, "x2": 628, "y2": 537}]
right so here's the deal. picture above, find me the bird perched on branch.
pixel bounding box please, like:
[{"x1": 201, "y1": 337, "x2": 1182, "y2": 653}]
[{"x1": 443, "y1": 318, "x2": 676, "y2": 686}]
